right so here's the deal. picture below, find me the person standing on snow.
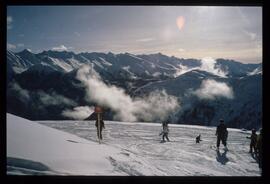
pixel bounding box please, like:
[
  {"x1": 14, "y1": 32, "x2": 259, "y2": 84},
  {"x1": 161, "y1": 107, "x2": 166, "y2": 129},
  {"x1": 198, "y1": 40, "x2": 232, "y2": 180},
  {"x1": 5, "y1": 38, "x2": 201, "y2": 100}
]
[
  {"x1": 95, "y1": 114, "x2": 105, "y2": 140},
  {"x1": 256, "y1": 128, "x2": 262, "y2": 168},
  {"x1": 196, "y1": 134, "x2": 202, "y2": 143},
  {"x1": 94, "y1": 106, "x2": 105, "y2": 140},
  {"x1": 246, "y1": 129, "x2": 257, "y2": 153},
  {"x1": 160, "y1": 121, "x2": 170, "y2": 142},
  {"x1": 215, "y1": 119, "x2": 228, "y2": 150}
]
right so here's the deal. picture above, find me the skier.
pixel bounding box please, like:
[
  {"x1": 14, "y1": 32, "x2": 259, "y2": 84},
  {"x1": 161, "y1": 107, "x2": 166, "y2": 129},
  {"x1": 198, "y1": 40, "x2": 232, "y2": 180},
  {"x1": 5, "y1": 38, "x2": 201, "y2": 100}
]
[
  {"x1": 215, "y1": 119, "x2": 228, "y2": 150},
  {"x1": 246, "y1": 129, "x2": 257, "y2": 153},
  {"x1": 94, "y1": 106, "x2": 105, "y2": 141},
  {"x1": 159, "y1": 121, "x2": 170, "y2": 142},
  {"x1": 256, "y1": 128, "x2": 262, "y2": 168},
  {"x1": 95, "y1": 115, "x2": 105, "y2": 140},
  {"x1": 196, "y1": 134, "x2": 201, "y2": 143}
]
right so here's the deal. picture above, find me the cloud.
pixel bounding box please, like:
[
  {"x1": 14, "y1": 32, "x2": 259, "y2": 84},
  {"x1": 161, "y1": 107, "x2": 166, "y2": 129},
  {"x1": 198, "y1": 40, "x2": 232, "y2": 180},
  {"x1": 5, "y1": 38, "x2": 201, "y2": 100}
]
[
  {"x1": 178, "y1": 48, "x2": 185, "y2": 52},
  {"x1": 17, "y1": 43, "x2": 24, "y2": 47},
  {"x1": 200, "y1": 57, "x2": 228, "y2": 77},
  {"x1": 10, "y1": 82, "x2": 30, "y2": 102},
  {"x1": 7, "y1": 16, "x2": 13, "y2": 30},
  {"x1": 243, "y1": 30, "x2": 257, "y2": 41},
  {"x1": 75, "y1": 65, "x2": 180, "y2": 122},
  {"x1": 37, "y1": 91, "x2": 78, "y2": 106},
  {"x1": 133, "y1": 90, "x2": 180, "y2": 122},
  {"x1": 174, "y1": 57, "x2": 228, "y2": 78},
  {"x1": 136, "y1": 38, "x2": 155, "y2": 42},
  {"x1": 192, "y1": 79, "x2": 234, "y2": 100},
  {"x1": 62, "y1": 106, "x2": 94, "y2": 120},
  {"x1": 7, "y1": 43, "x2": 16, "y2": 50},
  {"x1": 52, "y1": 45, "x2": 69, "y2": 51},
  {"x1": 7, "y1": 43, "x2": 25, "y2": 50}
]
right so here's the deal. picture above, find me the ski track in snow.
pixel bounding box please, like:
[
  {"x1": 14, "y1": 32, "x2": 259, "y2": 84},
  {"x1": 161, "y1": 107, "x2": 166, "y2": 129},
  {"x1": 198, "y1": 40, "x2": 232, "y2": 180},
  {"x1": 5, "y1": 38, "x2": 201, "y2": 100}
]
[{"x1": 38, "y1": 120, "x2": 261, "y2": 176}]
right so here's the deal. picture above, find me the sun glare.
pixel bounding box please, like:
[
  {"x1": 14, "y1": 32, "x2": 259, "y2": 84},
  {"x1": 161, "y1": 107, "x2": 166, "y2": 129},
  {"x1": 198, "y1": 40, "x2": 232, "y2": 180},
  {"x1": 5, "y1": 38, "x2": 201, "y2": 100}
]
[{"x1": 176, "y1": 16, "x2": 185, "y2": 31}]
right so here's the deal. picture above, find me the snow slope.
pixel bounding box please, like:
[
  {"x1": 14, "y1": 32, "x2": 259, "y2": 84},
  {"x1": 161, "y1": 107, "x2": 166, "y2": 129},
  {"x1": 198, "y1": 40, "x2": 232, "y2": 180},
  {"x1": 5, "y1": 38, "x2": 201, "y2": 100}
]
[
  {"x1": 7, "y1": 113, "x2": 128, "y2": 175},
  {"x1": 40, "y1": 120, "x2": 261, "y2": 176},
  {"x1": 7, "y1": 113, "x2": 261, "y2": 176}
]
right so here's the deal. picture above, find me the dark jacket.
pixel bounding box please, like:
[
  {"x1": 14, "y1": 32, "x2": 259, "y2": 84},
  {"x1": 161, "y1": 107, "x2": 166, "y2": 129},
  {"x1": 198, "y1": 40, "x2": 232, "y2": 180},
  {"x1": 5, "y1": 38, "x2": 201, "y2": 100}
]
[
  {"x1": 256, "y1": 133, "x2": 262, "y2": 151},
  {"x1": 216, "y1": 123, "x2": 228, "y2": 139},
  {"x1": 162, "y1": 122, "x2": 169, "y2": 133},
  {"x1": 95, "y1": 113, "x2": 105, "y2": 129},
  {"x1": 196, "y1": 135, "x2": 201, "y2": 143},
  {"x1": 247, "y1": 133, "x2": 257, "y2": 145}
]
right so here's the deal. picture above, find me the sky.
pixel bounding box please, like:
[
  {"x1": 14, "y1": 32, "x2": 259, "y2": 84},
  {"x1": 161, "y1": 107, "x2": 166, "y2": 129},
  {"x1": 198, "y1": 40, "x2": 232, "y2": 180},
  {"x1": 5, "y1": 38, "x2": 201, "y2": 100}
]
[{"x1": 7, "y1": 6, "x2": 262, "y2": 63}]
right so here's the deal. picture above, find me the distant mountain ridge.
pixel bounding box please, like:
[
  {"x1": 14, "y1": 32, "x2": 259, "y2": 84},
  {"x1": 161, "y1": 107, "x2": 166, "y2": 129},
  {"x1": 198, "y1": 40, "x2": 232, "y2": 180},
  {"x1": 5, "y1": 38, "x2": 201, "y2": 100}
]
[
  {"x1": 8, "y1": 49, "x2": 261, "y2": 78},
  {"x1": 6, "y1": 49, "x2": 262, "y2": 129}
]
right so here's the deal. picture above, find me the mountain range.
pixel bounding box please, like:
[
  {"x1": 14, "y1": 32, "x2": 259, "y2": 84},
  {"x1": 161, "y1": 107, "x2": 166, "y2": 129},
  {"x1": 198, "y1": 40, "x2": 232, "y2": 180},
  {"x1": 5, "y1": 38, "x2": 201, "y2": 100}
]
[{"x1": 6, "y1": 49, "x2": 262, "y2": 129}]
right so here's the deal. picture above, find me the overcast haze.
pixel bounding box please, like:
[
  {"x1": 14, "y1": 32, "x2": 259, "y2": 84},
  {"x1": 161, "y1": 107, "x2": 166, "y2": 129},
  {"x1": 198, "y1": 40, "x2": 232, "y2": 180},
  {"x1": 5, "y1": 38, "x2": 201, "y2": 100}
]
[{"x1": 7, "y1": 6, "x2": 262, "y2": 63}]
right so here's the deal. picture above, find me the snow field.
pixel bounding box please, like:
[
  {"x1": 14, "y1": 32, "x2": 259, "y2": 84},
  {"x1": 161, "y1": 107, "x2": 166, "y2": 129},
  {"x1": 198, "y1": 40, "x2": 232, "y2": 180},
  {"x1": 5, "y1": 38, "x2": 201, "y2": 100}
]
[
  {"x1": 7, "y1": 114, "x2": 128, "y2": 175},
  {"x1": 6, "y1": 113, "x2": 260, "y2": 176},
  {"x1": 38, "y1": 120, "x2": 261, "y2": 176}
]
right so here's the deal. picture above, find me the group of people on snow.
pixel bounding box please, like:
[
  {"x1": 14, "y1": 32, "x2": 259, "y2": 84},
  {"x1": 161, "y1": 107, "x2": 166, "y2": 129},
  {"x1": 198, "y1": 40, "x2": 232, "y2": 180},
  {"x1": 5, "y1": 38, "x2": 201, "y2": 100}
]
[
  {"x1": 204, "y1": 119, "x2": 262, "y2": 168},
  {"x1": 91, "y1": 106, "x2": 262, "y2": 168}
]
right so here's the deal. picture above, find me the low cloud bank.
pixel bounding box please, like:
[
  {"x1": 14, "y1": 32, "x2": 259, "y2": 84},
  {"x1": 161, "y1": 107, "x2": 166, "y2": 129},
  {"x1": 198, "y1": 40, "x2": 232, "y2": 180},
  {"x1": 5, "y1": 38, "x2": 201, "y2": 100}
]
[
  {"x1": 51, "y1": 45, "x2": 70, "y2": 51},
  {"x1": 174, "y1": 57, "x2": 228, "y2": 78},
  {"x1": 62, "y1": 106, "x2": 94, "y2": 120},
  {"x1": 37, "y1": 91, "x2": 77, "y2": 106},
  {"x1": 192, "y1": 79, "x2": 234, "y2": 100},
  {"x1": 10, "y1": 82, "x2": 30, "y2": 102},
  {"x1": 200, "y1": 57, "x2": 228, "y2": 77},
  {"x1": 69, "y1": 65, "x2": 180, "y2": 122}
]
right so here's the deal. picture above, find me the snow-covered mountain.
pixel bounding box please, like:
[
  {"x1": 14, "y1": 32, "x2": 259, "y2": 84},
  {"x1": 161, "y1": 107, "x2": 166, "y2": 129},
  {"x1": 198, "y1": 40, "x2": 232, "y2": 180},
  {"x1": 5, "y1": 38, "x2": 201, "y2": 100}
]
[
  {"x1": 7, "y1": 113, "x2": 261, "y2": 176},
  {"x1": 6, "y1": 50, "x2": 262, "y2": 129},
  {"x1": 134, "y1": 69, "x2": 262, "y2": 129},
  {"x1": 8, "y1": 49, "x2": 261, "y2": 80}
]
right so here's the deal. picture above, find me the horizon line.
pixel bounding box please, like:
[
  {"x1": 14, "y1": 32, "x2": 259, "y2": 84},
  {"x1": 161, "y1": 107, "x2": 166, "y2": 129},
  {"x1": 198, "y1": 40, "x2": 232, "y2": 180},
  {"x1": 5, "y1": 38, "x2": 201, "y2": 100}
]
[{"x1": 7, "y1": 48, "x2": 262, "y2": 64}]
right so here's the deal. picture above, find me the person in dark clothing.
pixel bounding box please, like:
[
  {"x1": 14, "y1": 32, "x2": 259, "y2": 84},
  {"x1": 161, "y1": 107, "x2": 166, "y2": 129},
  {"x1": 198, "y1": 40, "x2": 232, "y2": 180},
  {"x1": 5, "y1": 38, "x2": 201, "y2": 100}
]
[
  {"x1": 196, "y1": 134, "x2": 201, "y2": 143},
  {"x1": 256, "y1": 128, "x2": 262, "y2": 168},
  {"x1": 95, "y1": 114, "x2": 105, "y2": 140},
  {"x1": 162, "y1": 121, "x2": 168, "y2": 128},
  {"x1": 160, "y1": 121, "x2": 170, "y2": 142},
  {"x1": 246, "y1": 129, "x2": 257, "y2": 153},
  {"x1": 215, "y1": 119, "x2": 228, "y2": 150}
]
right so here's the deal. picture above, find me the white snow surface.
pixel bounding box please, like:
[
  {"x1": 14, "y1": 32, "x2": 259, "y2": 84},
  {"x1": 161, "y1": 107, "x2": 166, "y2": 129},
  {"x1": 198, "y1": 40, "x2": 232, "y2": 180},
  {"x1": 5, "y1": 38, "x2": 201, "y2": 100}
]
[
  {"x1": 126, "y1": 53, "x2": 143, "y2": 60},
  {"x1": 67, "y1": 58, "x2": 83, "y2": 68},
  {"x1": 92, "y1": 60, "x2": 104, "y2": 69},
  {"x1": 247, "y1": 66, "x2": 262, "y2": 76},
  {"x1": 99, "y1": 57, "x2": 112, "y2": 66},
  {"x1": 7, "y1": 113, "x2": 261, "y2": 176},
  {"x1": 48, "y1": 57, "x2": 73, "y2": 72},
  {"x1": 7, "y1": 113, "x2": 126, "y2": 175}
]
